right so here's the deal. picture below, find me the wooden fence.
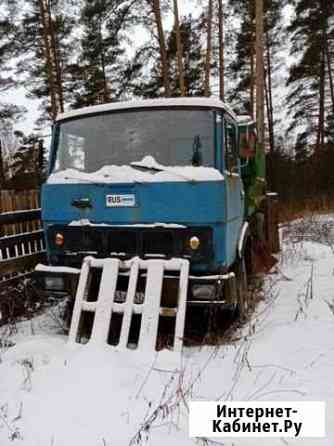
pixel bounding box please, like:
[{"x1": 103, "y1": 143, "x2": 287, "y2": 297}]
[{"x1": 0, "y1": 190, "x2": 46, "y2": 287}]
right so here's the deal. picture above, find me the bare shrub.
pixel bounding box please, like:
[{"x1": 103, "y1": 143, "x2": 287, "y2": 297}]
[
  {"x1": 325, "y1": 300, "x2": 334, "y2": 317},
  {"x1": 295, "y1": 264, "x2": 314, "y2": 321},
  {"x1": 0, "y1": 278, "x2": 47, "y2": 329},
  {"x1": 0, "y1": 403, "x2": 23, "y2": 441},
  {"x1": 18, "y1": 358, "x2": 34, "y2": 392}
]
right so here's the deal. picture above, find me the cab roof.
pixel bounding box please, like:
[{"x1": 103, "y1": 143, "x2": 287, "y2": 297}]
[{"x1": 56, "y1": 97, "x2": 238, "y2": 122}]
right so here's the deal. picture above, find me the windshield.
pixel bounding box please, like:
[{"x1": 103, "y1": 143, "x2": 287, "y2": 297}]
[{"x1": 52, "y1": 109, "x2": 215, "y2": 173}]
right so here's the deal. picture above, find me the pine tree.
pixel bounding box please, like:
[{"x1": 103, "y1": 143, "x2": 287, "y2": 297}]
[
  {"x1": 229, "y1": 0, "x2": 256, "y2": 116},
  {"x1": 0, "y1": 104, "x2": 25, "y2": 121},
  {"x1": 13, "y1": 0, "x2": 75, "y2": 123},
  {"x1": 172, "y1": 15, "x2": 206, "y2": 96},
  {"x1": 294, "y1": 131, "x2": 311, "y2": 164},
  {"x1": 287, "y1": 0, "x2": 334, "y2": 152},
  {"x1": 229, "y1": 0, "x2": 285, "y2": 153},
  {"x1": 68, "y1": 0, "x2": 132, "y2": 108},
  {"x1": 134, "y1": 13, "x2": 206, "y2": 98},
  {"x1": 0, "y1": 13, "x2": 15, "y2": 91},
  {"x1": 217, "y1": 0, "x2": 225, "y2": 101},
  {"x1": 0, "y1": 1, "x2": 27, "y2": 181},
  {"x1": 204, "y1": 0, "x2": 213, "y2": 96},
  {"x1": 263, "y1": 0, "x2": 285, "y2": 154},
  {"x1": 151, "y1": 0, "x2": 170, "y2": 97},
  {"x1": 327, "y1": 113, "x2": 334, "y2": 144},
  {"x1": 173, "y1": 0, "x2": 185, "y2": 96},
  {"x1": 256, "y1": 0, "x2": 264, "y2": 156},
  {"x1": 0, "y1": 3, "x2": 22, "y2": 120}
]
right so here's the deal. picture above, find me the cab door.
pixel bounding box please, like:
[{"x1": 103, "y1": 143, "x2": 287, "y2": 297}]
[{"x1": 223, "y1": 115, "x2": 244, "y2": 266}]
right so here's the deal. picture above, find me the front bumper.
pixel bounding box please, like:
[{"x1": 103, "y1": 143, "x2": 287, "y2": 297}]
[{"x1": 34, "y1": 262, "x2": 235, "y2": 307}]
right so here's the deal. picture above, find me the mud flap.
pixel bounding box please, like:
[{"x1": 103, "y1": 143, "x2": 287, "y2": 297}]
[{"x1": 68, "y1": 256, "x2": 190, "y2": 353}]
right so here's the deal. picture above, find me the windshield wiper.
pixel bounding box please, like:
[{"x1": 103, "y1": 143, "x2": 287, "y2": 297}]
[
  {"x1": 130, "y1": 163, "x2": 163, "y2": 173},
  {"x1": 191, "y1": 135, "x2": 203, "y2": 166},
  {"x1": 130, "y1": 156, "x2": 164, "y2": 172},
  {"x1": 50, "y1": 169, "x2": 144, "y2": 184}
]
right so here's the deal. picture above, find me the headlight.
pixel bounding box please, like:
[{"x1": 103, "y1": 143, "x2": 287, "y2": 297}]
[
  {"x1": 45, "y1": 276, "x2": 65, "y2": 291},
  {"x1": 191, "y1": 284, "x2": 216, "y2": 300},
  {"x1": 189, "y1": 236, "x2": 200, "y2": 250},
  {"x1": 55, "y1": 232, "x2": 64, "y2": 247}
]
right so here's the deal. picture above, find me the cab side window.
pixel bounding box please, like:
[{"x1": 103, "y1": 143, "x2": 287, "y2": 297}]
[{"x1": 224, "y1": 119, "x2": 238, "y2": 172}]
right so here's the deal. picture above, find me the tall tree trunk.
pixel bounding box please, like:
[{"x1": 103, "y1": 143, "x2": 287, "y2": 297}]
[
  {"x1": 100, "y1": 49, "x2": 109, "y2": 103},
  {"x1": 38, "y1": 0, "x2": 58, "y2": 120},
  {"x1": 173, "y1": 0, "x2": 185, "y2": 96},
  {"x1": 218, "y1": 0, "x2": 224, "y2": 101},
  {"x1": 46, "y1": 0, "x2": 64, "y2": 113},
  {"x1": 250, "y1": 48, "x2": 255, "y2": 118},
  {"x1": 97, "y1": 17, "x2": 110, "y2": 103},
  {"x1": 316, "y1": 37, "x2": 326, "y2": 151},
  {"x1": 256, "y1": 0, "x2": 264, "y2": 148},
  {"x1": 204, "y1": 0, "x2": 213, "y2": 97},
  {"x1": 325, "y1": 38, "x2": 334, "y2": 115},
  {"x1": 152, "y1": 0, "x2": 170, "y2": 97},
  {"x1": 249, "y1": 0, "x2": 255, "y2": 118},
  {"x1": 265, "y1": 31, "x2": 274, "y2": 154},
  {"x1": 264, "y1": 67, "x2": 270, "y2": 141},
  {"x1": 264, "y1": 62, "x2": 274, "y2": 190}
]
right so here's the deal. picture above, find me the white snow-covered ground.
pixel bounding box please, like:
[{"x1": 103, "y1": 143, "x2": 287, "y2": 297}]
[{"x1": 0, "y1": 215, "x2": 334, "y2": 446}]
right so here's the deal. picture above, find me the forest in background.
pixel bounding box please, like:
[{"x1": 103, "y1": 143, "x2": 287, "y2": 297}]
[{"x1": 0, "y1": 0, "x2": 334, "y2": 215}]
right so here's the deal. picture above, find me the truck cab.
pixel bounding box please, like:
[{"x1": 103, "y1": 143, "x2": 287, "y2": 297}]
[{"x1": 40, "y1": 98, "x2": 264, "y2": 307}]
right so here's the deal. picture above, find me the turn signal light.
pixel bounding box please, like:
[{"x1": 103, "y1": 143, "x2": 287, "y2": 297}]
[
  {"x1": 55, "y1": 233, "x2": 64, "y2": 247},
  {"x1": 189, "y1": 236, "x2": 200, "y2": 250}
]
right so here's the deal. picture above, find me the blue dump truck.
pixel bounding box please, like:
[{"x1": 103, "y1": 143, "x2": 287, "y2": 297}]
[{"x1": 37, "y1": 97, "x2": 278, "y2": 340}]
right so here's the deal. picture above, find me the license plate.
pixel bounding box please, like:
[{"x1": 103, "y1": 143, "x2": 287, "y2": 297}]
[{"x1": 106, "y1": 194, "x2": 136, "y2": 207}]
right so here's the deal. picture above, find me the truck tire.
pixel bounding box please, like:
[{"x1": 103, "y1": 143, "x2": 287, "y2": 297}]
[{"x1": 235, "y1": 255, "x2": 248, "y2": 319}]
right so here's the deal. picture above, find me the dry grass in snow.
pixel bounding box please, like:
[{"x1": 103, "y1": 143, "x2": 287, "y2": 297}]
[{"x1": 0, "y1": 214, "x2": 334, "y2": 445}]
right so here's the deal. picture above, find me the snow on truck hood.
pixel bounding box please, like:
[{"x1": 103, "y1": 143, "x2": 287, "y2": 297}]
[{"x1": 47, "y1": 156, "x2": 224, "y2": 184}]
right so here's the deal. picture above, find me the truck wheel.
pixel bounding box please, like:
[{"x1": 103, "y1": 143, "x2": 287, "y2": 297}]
[
  {"x1": 222, "y1": 281, "x2": 239, "y2": 321},
  {"x1": 235, "y1": 255, "x2": 248, "y2": 319}
]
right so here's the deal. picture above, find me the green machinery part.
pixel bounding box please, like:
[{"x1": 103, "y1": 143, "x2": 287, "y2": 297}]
[{"x1": 238, "y1": 118, "x2": 266, "y2": 218}]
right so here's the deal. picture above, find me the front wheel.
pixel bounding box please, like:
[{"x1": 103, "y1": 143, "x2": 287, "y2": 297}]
[{"x1": 235, "y1": 255, "x2": 248, "y2": 319}]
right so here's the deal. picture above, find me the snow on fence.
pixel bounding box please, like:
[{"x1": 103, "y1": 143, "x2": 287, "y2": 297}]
[{"x1": 0, "y1": 190, "x2": 46, "y2": 287}]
